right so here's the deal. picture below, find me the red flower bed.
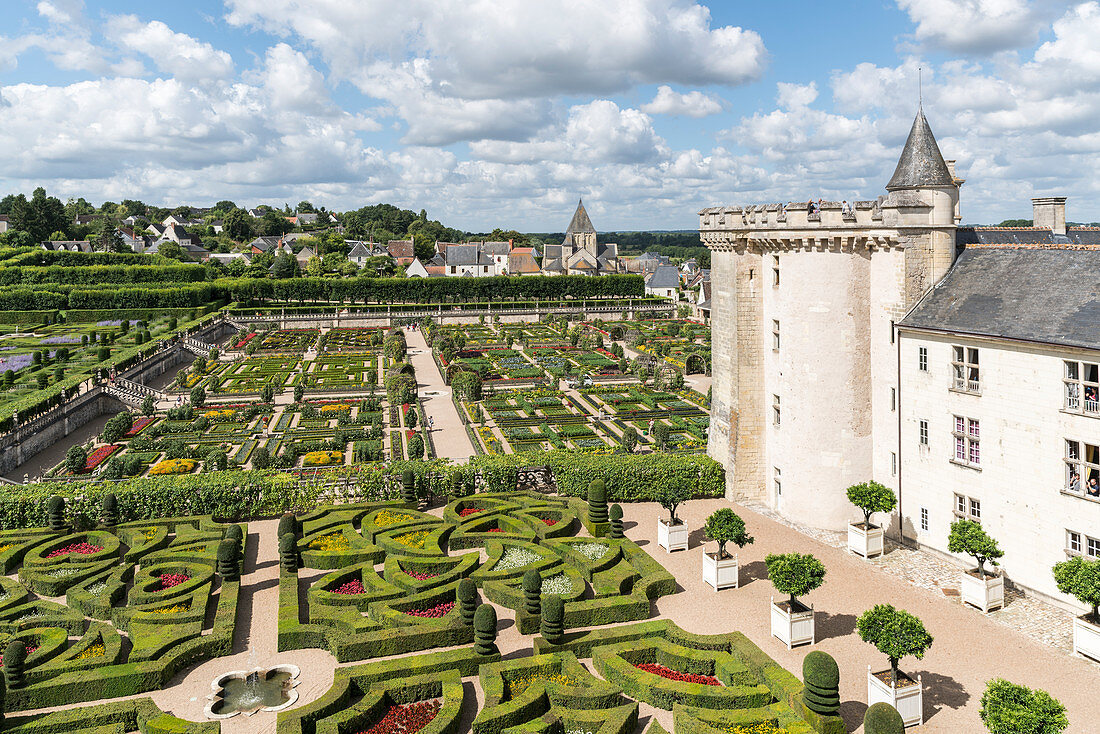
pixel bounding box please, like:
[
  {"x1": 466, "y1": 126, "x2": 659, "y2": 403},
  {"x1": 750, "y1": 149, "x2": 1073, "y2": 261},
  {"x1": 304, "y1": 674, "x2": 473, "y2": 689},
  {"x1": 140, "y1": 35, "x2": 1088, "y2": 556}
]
[
  {"x1": 540, "y1": 517, "x2": 558, "y2": 526},
  {"x1": 157, "y1": 573, "x2": 190, "y2": 590},
  {"x1": 405, "y1": 601, "x2": 455, "y2": 618},
  {"x1": 405, "y1": 570, "x2": 439, "y2": 581},
  {"x1": 634, "y1": 663, "x2": 721, "y2": 686},
  {"x1": 46, "y1": 542, "x2": 103, "y2": 558},
  {"x1": 332, "y1": 580, "x2": 365, "y2": 595},
  {"x1": 406, "y1": 430, "x2": 416, "y2": 439},
  {"x1": 83, "y1": 444, "x2": 121, "y2": 472},
  {"x1": 458, "y1": 508, "x2": 482, "y2": 517},
  {"x1": 487, "y1": 528, "x2": 503, "y2": 533},
  {"x1": 234, "y1": 333, "x2": 257, "y2": 349},
  {"x1": 124, "y1": 417, "x2": 156, "y2": 438},
  {"x1": 357, "y1": 700, "x2": 441, "y2": 734}
]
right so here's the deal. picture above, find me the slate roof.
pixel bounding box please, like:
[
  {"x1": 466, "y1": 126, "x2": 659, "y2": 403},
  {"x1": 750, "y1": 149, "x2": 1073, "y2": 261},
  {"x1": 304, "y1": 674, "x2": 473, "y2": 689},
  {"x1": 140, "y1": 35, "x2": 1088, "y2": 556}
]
[
  {"x1": 481, "y1": 241, "x2": 510, "y2": 256},
  {"x1": 900, "y1": 246, "x2": 1100, "y2": 350},
  {"x1": 886, "y1": 107, "x2": 955, "y2": 191},
  {"x1": 542, "y1": 258, "x2": 564, "y2": 272},
  {"x1": 646, "y1": 265, "x2": 681, "y2": 290},
  {"x1": 348, "y1": 242, "x2": 372, "y2": 260},
  {"x1": 250, "y1": 236, "x2": 283, "y2": 252},
  {"x1": 957, "y1": 226, "x2": 1100, "y2": 248},
  {"x1": 445, "y1": 244, "x2": 480, "y2": 266},
  {"x1": 565, "y1": 199, "x2": 596, "y2": 234}
]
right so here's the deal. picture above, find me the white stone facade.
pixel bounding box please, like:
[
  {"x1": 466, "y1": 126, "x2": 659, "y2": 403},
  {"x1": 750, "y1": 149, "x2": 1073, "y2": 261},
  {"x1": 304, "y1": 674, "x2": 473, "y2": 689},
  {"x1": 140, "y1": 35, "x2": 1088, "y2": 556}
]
[{"x1": 898, "y1": 329, "x2": 1100, "y2": 609}]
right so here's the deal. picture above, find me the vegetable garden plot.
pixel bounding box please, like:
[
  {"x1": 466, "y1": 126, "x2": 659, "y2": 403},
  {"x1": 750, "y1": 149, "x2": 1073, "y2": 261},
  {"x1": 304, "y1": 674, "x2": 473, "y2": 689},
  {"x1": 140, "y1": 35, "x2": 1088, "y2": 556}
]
[
  {"x1": 303, "y1": 353, "x2": 381, "y2": 390},
  {"x1": 205, "y1": 356, "x2": 302, "y2": 393},
  {"x1": 257, "y1": 328, "x2": 319, "y2": 352},
  {"x1": 463, "y1": 389, "x2": 621, "y2": 454},
  {"x1": 319, "y1": 327, "x2": 385, "y2": 352}
]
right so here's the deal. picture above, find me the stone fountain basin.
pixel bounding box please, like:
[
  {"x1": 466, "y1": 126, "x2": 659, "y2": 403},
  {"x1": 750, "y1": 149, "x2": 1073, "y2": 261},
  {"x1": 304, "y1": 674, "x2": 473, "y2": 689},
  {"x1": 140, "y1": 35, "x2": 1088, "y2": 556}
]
[{"x1": 204, "y1": 663, "x2": 301, "y2": 719}]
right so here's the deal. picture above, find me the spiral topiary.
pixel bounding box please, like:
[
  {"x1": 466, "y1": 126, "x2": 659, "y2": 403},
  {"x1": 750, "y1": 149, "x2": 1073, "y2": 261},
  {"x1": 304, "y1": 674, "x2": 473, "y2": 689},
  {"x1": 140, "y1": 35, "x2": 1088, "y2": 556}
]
[
  {"x1": 863, "y1": 703, "x2": 904, "y2": 734},
  {"x1": 402, "y1": 469, "x2": 416, "y2": 504},
  {"x1": 541, "y1": 594, "x2": 565, "y2": 646},
  {"x1": 277, "y1": 513, "x2": 297, "y2": 540},
  {"x1": 587, "y1": 479, "x2": 608, "y2": 525},
  {"x1": 522, "y1": 569, "x2": 542, "y2": 616},
  {"x1": 100, "y1": 493, "x2": 118, "y2": 528},
  {"x1": 802, "y1": 650, "x2": 840, "y2": 715},
  {"x1": 609, "y1": 503, "x2": 624, "y2": 539},
  {"x1": 47, "y1": 495, "x2": 66, "y2": 532},
  {"x1": 457, "y1": 578, "x2": 478, "y2": 625},
  {"x1": 217, "y1": 538, "x2": 241, "y2": 582},
  {"x1": 279, "y1": 532, "x2": 298, "y2": 573},
  {"x1": 3, "y1": 641, "x2": 26, "y2": 690},
  {"x1": 474, "y1": 603, "x2": 498, "y2": 656}
]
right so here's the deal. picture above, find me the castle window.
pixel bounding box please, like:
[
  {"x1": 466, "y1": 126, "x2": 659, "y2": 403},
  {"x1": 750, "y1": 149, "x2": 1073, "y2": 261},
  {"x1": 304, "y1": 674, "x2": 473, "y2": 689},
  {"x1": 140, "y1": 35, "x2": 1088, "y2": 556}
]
[
  {"x1": 951, "y1": 346, "x2": 979, "y2": 392},
  {"x1": 772, "y1": 394, "x2": 781, "y2": 426},
  {"x1": 918, "y1": 346, "x2": 928, "y2": 372},
  {"x1": 774, "y1": 467, "x2": 781, "y2": 497},
  {"x1": 772, "y1": 256, "x2": 780, "y2": 286},
  {"x1": 891, "y1": 387, "x2": 896, "y2": 411},
  {"x1": 919, "y1": 420, "x2": 928, "y2": 446},
  {"x1": 920, "y1": 507, "x2": 929, "y2": 532},
  {"x1": 953, "y1": 493, "x2": 981, "y2": 521},
  {"x1": 1063, "y1": 360, "x2": 1099, "y2": 416},
  {"x1": 772, "y1": 320, "x2": 780, "y2": 351},
  {"x1": 1063, "y1": 439, "x2": 1099, "y2": 498},
  {"x1": 1067, "y1": 530, "x2": 1081, "y2": 555},
  {"x1": 952, "y1": 415, "x2": 980, "y2": 467}
]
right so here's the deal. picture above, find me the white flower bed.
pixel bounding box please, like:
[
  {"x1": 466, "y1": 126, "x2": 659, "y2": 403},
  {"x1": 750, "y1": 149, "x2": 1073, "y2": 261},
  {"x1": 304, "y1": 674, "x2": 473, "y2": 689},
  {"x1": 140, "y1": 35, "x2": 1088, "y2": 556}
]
[
  {"x1": 540, "y1": 574, "x2": 574, "y2": 595},
  {"x1": 496, "y1": 547, "x2": 539, "y2": 571},
  {"x1": 86, "y1": 581, "x2": 107, "y2": 595},
  {"x1": 571, "y1": 542, "x2": 607, "y2": 560},
  {"x1": 48, "y1": 568, "x2": 80, "y2": 578}
]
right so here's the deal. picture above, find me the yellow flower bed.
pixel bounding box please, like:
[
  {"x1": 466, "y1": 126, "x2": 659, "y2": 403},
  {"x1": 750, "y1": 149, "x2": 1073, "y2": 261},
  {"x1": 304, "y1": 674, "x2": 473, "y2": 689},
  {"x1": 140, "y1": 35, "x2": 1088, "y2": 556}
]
[
  {"x1": 204, "y1": 409, "x2": 236, "y2": 420},
  {"x1": 0, "y1": 544, "x2": 12, "y2": 553},
  {"x1": 395, "y1": 530, "x2": 429, "y2": 549},
  {"x1": 302, "y1": 451, "x2": 344, "y2": 467},
  {"x1": 151, "y1": 603, "x2": 191, "y2": 615},
  {"x1": 374, "y1": 510, "x2": 414, "y2": 527},
  {"x1": 720, "y1": 723, "x2": 789, "y2": 734},
  {"x1": 320, "y1": 404, "x2": 350, "y2": 414},
  {"x1": 76, "y1": 643, "x2": 105, "y2": 659},
  {"x1": 149, "y1": 459, "x2": 196, "y2": 475},
  {"x1": 309, "y1": 533, "x2": 350, "y2": 552},
  {"x1": 506, "y1": 672, "x2": 577, "y2": 699}
]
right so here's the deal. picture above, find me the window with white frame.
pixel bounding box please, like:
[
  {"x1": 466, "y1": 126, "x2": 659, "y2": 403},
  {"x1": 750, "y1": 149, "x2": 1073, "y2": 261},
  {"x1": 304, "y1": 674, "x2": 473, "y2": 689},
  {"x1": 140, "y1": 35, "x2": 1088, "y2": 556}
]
[
  {"x1": 772, "y1": 256, "x2": 780, "y2": 287},
  {"x1": 1068, "y1": 530, "x2": 1082, "y2": 555},
  {"x1": 772, "y1": 320, "x2": 780, "y2": 351},
  {"x1": 918, "y1": 346, "x2": 928, "y2": 372},
  {"x1": 1063, "y1": 360, "x2": 1099, "y2": 415},
  {"x1": 1064, "y1": 439, "x2": 1100, "y2": 497},
  {"x1": 891, "y1": 452, "x2": 897, "y2": 476},
  {"x1": 952, "y1": 415, "x2": 981, "y2": 466},
  {"x1": 953, "y1": 493, "x2": 981, "y2": 520},
  {"x1": 951, "y1": 345, "x2": 980, "y2": 392},
  {"x1": 919, "y1": 419, "x2": 929, "y2": 446},
  {"x1": 772, "y1": 394, "x2": 781, "y2": 426},
  {"x1": 920, "y1": 507, "x2": 929, "y2": 532}
]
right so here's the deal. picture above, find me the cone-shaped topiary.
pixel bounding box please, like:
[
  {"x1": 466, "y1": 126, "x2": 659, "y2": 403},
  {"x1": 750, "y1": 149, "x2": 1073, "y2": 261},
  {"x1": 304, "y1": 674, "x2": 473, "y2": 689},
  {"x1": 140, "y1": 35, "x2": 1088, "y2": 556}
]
[
  {"x1": 541, "y1": 594, "x2": 565, "y2": 646},
  {"x1": 402, "y1": 469, "x2": 416, "y2": 504},
  {"x1": 588, "y1": 479, "x2": 608, "y2": 524},
  {"x1": 100, "y1": 493, "x2": 118, "y2": 528},
  {"x1": 457, "y1": 578, "x2": 478, "y2": 625},
  {"x1": 277, "y1": 513, "x2": 297, "y2": 540},
  {"x1": 279, "y1": 532, "x2": 298, "y2": 572},
  {"x1": 474, "y1": 603, "x2": 498, "y2": 656},
  {"x1": 3, "y1": 641, "x2": 26, "y2": 690},
  {"x1": 217, "y1": 538, "x2": 241, "y2": 582},
  {"x1": 522, "y1": 569, "x2": 542, "y2": 615},
  {"x1": 47, "y1": 495, "x2": 66, "y2": 532},
  {"x1": 802, "y1": 651, "x2": 840, "y2": 715},
  {"x1": 863, "y1": 703, "x2": 904, "y2": 734},
  {"x1": 609, "y1": 504, "x2": 624, "y2": 539}
]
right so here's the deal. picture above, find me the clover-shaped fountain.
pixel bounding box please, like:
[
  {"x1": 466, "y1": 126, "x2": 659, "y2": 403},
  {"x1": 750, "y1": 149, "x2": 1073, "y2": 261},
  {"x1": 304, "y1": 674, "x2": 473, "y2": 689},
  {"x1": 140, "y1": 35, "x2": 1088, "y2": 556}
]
[{"x1": 204, "y1": 662, "x2": 301, "y2": 719}]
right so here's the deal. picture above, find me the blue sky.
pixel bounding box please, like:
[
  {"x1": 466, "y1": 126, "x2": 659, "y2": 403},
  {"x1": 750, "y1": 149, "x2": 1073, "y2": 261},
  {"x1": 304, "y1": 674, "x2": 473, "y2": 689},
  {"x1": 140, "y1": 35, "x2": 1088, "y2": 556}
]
[{"x1": 2, "y1": 0, "x2": 1097, "y2": 230}]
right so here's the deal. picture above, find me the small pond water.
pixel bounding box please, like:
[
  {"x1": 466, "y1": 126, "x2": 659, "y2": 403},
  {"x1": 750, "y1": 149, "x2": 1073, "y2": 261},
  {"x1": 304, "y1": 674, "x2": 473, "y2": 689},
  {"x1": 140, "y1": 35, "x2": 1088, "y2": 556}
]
[{"x1": 211, "y1": 671, "x2": 293, "y2": 715}]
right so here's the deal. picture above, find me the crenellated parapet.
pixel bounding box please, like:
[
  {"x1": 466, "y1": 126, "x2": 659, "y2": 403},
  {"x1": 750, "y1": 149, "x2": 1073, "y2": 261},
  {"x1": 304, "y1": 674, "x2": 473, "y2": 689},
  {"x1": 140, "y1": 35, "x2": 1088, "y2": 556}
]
[{"x1": 699, "y1": 200, "x2": 882, "y2": 232}]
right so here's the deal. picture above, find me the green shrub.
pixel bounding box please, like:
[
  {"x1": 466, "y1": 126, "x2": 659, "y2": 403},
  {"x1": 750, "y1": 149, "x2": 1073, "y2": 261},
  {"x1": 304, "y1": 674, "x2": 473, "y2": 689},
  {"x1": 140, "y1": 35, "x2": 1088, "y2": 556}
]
[
  {"x1": 458, "y1": 578, "x2": 478, "y2": 626},
  {"x1": 948, "y1": 519, "x2": 1003, "y2": 579},
  {"x1": 47, "y1": 495, "x2": 66, "y2": 532},
  {"x1": 857, "y1": 604, "x2": 933, "y2": 685},
  {"x1": 609, "y1": 504, "x2": 624, "y2": 539},
  {"x1": 541, "y1": 594, "x2": 565, "y2": 646},
  {"x1": 217, "y1": 539, "x2": 241, "y2": 582},
  {"x1": 402, "y1": 469, "x2": 416, "y2": 504},
  {"x1": 863, "y1": 702, "x2": 904, "y2": 734},
  {"x1": 100, "y1": 493, "x2": 118, "y2": 528},
  {"x1": 279, "y1": 532, "x2": 298, "y2": 572},
  {"x1": 802, "y1": 650, "x2": 840, "y2": 715},
  {"x1": 979, "y1": 678, "x2": 1068, "y2": 734},
  {"x1": 656, "y1": 483, "x2": 692, "y2": 525},
  {"x1": 587, "y1": 479, "x2": 608, "y2": 524},
  {"x1": 1053, "y1": 556, "x2": 1100, "y2": 621},
  {"x1": 846, "y1": 481, "x2": 896, "y2": 528},
  {"x1": 766, "y1": 553, "x2": 826, "y2": 606},
  {"x1": 4, "y1": 641, "x2": 26, "y2": 690},
  {"x1": 704, "y1": 508, "x2": 752, "y2": 559},
  {"x1": 474, "y1": 604, "x2": 498, "y2": 656},
  {"x1": 278, "y1": 513, "x2": 297, "y2": 539},
  {"x1": 522, "y1": 569, "x2": 542, "y2": 616}
]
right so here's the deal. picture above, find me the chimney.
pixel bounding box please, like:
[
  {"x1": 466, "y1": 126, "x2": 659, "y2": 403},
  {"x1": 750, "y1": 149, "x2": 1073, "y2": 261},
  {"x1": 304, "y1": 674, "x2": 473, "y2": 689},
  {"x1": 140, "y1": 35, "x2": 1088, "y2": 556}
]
[{"x1": 1032, "y1": 196, "x2": 1067, "y2": 236}]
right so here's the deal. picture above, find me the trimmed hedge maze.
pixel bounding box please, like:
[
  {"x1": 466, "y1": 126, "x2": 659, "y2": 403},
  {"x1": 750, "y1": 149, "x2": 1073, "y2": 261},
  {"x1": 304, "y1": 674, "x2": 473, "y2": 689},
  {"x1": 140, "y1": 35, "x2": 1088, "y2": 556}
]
[{"x1": 0, "y1": 514, "x2": 243, "y2": 711}]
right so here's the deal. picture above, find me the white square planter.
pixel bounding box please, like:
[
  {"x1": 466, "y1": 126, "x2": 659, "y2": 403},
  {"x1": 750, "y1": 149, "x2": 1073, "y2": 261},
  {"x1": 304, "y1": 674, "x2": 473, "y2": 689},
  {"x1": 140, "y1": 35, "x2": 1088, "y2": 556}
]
[
  {"x1": 1073, "y1": 615, "x2": 1100, "y2": 663},
  {"x1": 960, "y1": 570, "x2": 1004, "y2": 613},
  {"x1": 848, "y1": 523, "x2": 885, "y2": 559},
  {"x1": 868, "y1": 667, "x2": 923, "y2": 727},
  {"x1": 657, "y1": 518, "x2": 689, "y2": 553},
  {"x1": 702, "y1": 552, "x2": 738, "y2": 591},
  {"x1": 770, "y1": 597, "x2": 814, "y2": 649}
]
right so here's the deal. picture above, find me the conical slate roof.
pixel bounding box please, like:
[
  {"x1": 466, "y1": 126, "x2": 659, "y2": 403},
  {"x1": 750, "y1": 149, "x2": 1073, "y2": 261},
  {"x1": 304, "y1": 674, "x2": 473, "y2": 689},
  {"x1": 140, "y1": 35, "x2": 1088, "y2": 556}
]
[
  {"x1": 565, "y1": 199, "x2": 596, "y2": 234},
  {"x1": 886, "y1": 107, "x2": 955, "y2": 191}
]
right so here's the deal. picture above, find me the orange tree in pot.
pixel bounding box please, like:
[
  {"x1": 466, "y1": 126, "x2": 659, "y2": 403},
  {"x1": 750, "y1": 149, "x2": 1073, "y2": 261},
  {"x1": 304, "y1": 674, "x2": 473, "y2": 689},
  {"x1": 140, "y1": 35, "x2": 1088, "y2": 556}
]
[{"x1": 703, "y1": 508, "x2": 753, "y2": 560}]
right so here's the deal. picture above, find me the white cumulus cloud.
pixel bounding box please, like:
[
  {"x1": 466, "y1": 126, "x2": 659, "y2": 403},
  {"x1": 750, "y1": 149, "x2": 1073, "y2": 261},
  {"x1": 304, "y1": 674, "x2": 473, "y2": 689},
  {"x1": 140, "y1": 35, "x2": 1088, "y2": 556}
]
[
  {"x1": 896, "y1": 0, "x2": 1040, "y2": 54},
  {"x1": 641, "y1": 86, "x2": 723, "y2": 117}
]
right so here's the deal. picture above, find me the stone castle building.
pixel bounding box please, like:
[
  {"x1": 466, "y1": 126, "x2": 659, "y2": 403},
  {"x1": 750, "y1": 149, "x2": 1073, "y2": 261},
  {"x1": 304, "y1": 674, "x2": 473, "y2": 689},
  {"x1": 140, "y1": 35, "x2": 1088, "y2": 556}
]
[
  {"x1": 542, "y1": 199, "x2": 619, "y2": 275},
  {"x1": 699, "y1": 107, "x2": 963, "y2": 532}
]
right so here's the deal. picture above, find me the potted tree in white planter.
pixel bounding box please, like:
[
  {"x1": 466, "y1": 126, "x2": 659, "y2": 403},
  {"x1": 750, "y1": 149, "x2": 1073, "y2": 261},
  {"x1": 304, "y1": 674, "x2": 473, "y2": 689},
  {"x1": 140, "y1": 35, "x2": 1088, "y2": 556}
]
[
  {"x1": 857, "y1": 603, "x2": 933, "y2": 727},
  {"x1": 702, "y1": 509, "x2": 753, "y2": 591},
  {"x1": 766, "y1": 553, "x2": 825, "y2": 649},
  {"x1": 948, "y1": 519, "x2": 1005, "y2": 613},
  {"x1": 846, "y1": 481, "x2": 896, "y2": 558},
  {"x1": 1052, "y1": 556, "x2": 1100, "y2": 662},
  {"x1": 655, "y1": 483, "x2": 692, "y2": 553}
]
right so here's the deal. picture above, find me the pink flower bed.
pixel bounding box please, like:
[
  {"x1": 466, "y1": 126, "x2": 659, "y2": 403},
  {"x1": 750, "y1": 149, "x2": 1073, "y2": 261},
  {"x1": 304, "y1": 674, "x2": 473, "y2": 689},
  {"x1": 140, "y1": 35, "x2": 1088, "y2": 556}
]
[
  {"x1": 332, "y1": 580, "x2": 365, "y2": 595},
  {"x1": 234, "y1": 333, "x2": 257, "y2": 349},
  {"x1": 83, "y1": 444, "x2": 121, "y2": 472},
  {"x1": 124, "y1": 417, "x2": 155, "y2": 438},
  {"x1": 157, "y1": 573, "x2": 190, "y2": 590},
  {"x1": 405, "y1": 601, "x2": 454, "y2": 618},
  {"x1": 46, "y1": 542, "x2": 103, "y2": 558},
  {"x1": 634, "y1": 663, "x2": 721, "y2": 686},
  {"x1": 458, "y1": 508, "x2": 482, "y2": 517},
  {"x1": 405, "y1": 570, "x2": 439, "y2": 581}
]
